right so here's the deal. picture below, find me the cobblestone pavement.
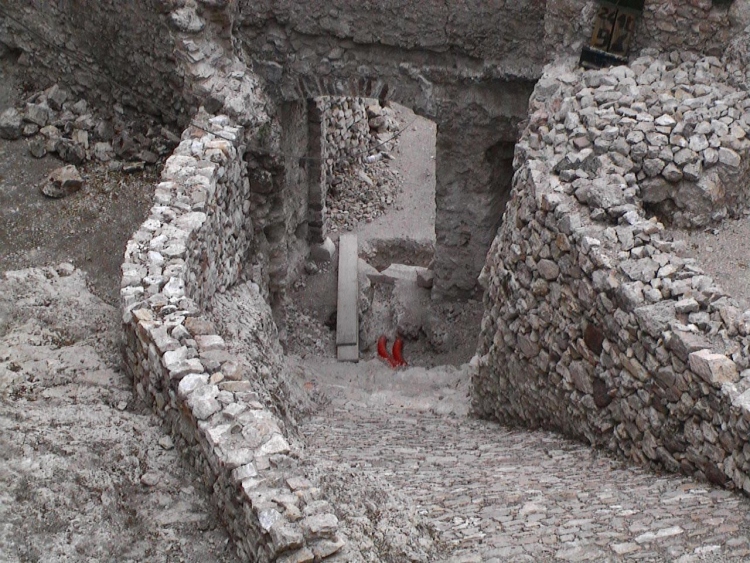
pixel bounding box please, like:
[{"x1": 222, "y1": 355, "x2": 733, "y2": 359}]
[{"x1": 300, "y1": 360, "x2": 750, "y2": 562}]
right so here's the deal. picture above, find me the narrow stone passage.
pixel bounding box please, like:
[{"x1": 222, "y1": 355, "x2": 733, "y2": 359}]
[{"x1": 299, "y1": 358, "x2": 750, "y2": 562}]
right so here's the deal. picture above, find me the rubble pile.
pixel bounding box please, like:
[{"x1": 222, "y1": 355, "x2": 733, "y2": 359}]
[
  {"x1": 322, "y1": 98, "x2": 402, "y2": 233},
  {"x1": 0, "y1": 84, "x2": 179, "y2": 172},
  {"x1": 326, "y1": 159, "x2": 402, "y2": 233}
]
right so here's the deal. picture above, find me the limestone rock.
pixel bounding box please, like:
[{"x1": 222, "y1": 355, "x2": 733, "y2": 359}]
[
  {"x1": 688, "y1": 350, "x2": 739, "y2": 387},
  {"x1": 41, "y1": 165, "x2": 84, "y2": 198},
  {"x1": 0, "y1": 108, "x2": 23, "y2": 140}
]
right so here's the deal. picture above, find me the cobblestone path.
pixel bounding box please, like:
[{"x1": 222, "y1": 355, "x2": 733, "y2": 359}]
[{"x1": 300, "y1": 360, "x2": 750, "y2": 562}]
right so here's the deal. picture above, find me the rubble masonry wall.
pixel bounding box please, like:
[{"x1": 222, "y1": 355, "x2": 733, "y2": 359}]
[
  {"x1": 474, "y1": 55, "x2": 750, "y2": 492},
  {"x1": 120, "y1": 115, "x2": 356, "y2": 561}
]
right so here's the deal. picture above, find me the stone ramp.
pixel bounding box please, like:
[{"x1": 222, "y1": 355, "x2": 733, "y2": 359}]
[{"x1": 301, "y1": 365, "x2": 750, "y2": 562}]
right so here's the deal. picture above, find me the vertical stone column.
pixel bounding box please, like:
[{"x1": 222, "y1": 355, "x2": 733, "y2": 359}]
[
  {"x1": 431, "y1": 80, "x2": 534, "y2": 300},
  {"x1": 432, "y1": 126, "x2": 516, "y2": 300},
  {"x1": 306, "y1": 98, "x2": 327, "y2": 244},
  {"x1": 433, "y1": 126, "x2": 497, "y2": 300}
]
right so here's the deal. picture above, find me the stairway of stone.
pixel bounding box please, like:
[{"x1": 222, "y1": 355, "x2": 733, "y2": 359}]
[{"x1": 298, "y1": 357, "x2": 750, "y2": 562}]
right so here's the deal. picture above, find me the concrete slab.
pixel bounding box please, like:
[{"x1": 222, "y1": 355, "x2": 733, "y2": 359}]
[
  {"x1": 336, "y1": 233, "x2": 359, "y2": 361},
  {"x1": 337, "y1": 344, "x2": 359, "y2": 362}
]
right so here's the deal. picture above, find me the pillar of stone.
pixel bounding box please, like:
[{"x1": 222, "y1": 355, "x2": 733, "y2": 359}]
[
  {"x1": 431, "y1": 81, "x2": 532, "y2": 300},
  {"x1": 306, "y1": 98, "x2": 327, "y2": 244}
]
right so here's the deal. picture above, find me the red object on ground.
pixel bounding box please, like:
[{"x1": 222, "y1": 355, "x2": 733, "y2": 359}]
[
  {"x1": 392, "y1": 338, "x2": 407, "y2": 366},
  {"x1": 377, "y1": 335, "x2": 398, "y2": 367}
]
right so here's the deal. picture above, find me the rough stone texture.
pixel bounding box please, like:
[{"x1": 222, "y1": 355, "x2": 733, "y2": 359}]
[
  {"x1": 121, "y1": 115, "x2": 357, "y2": 561},
  {"x1": 238, "y1": 1, "x2": 539, "y2": 299},
  {"x1": 11, "y1": 0, "x2": 750, "y2": 559},
  {"x1": 474, "y1": 55, "x2": 750, "y2": 497},
  {"x1": 546, "y1": 0, "x2": 750, "y2": 60},
  {"x1": 0, "y1": 1, "x2": 186, "y2": 123}
]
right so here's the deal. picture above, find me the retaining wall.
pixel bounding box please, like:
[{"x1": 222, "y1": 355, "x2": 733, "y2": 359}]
[
  {"x1": 121, "y1": 115, "x2": 356, "y2": 561},
  {"x1": 474, "y1": 56, "x2": 750, "y2": 491}
]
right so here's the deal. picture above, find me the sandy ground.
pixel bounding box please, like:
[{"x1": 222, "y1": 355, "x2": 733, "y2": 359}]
[
  {"x1": 0, "y1": 59, "x2": 239, "y2": 562},
  {"x1": 358, "y1": 104, "x2": 436, "y2": 262},
  {"x1": 666, "y1": 216, "x2": 750, "y2": 310}
]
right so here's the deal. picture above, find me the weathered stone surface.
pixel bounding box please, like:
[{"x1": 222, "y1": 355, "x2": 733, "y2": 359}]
[
  {"x1": 667, "y1": 330, "x2": 710, "y2": 361},
  {"x1": 688, "y1": 350, "x2": 739, "y2": 387},
  {"x1": 0, "y1": 107, "x2": 23, "y2": 140},
  {"x1": 40, "y1": 165, "x2": 83, "y2": 198}
]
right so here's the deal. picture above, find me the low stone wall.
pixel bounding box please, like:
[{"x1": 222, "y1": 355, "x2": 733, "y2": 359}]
[
  {"x1": 121, "y1": 116, "x2": 355, "y2": 561},
  {"x1": 474, "y1": 56, "x2": 750, "y2": 492}
]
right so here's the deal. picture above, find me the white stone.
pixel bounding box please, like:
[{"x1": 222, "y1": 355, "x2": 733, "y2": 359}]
[{"x1": 689, "y1": 349, "x2": 739, "y2": 387}]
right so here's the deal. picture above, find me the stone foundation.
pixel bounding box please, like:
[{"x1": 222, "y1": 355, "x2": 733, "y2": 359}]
[{"x1": 474, "y1": 56, "x2": 750, "y2": 492}]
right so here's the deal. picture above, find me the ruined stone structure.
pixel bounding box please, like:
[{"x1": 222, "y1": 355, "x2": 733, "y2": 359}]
[{"x1": 5, "y1": 0, "x2": 750, "y2": 560}]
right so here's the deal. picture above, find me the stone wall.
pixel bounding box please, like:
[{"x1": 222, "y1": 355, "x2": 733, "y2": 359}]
[
  {"x1": 121, "y1": 116, "x2": 355, "y2": 562},
  {"x1": 306, "y1": 96, "x2": 398, "y2": 245},
  {"x1": 0, "y1": 0, "x2": 185, "y2": 122},
  {"x1": 545, "y1": 1, "x2": 750, "y2": 61},
  {"x1": 473, "y1": 57, "x2": 750, "y2": 492}
]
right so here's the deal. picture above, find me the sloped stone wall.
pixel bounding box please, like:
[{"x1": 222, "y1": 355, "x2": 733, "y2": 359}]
[
  {"x1": 121, "y1": 116, "x2": 356, "y2": 562},
  {"x1": 474, "y1": 57, "x2": 750, "y2": 491}
]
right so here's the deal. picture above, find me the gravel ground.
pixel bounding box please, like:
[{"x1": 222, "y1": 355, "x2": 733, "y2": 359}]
[
  {"x1": 0, "y1": 59, "x2": 239, "y2": 562},
  {"x1": 0, "y1": 268, "x2": 239, "y2": 563},
  {"x1": 666, "y1": 216, "x2": 750, "y2": 310}
]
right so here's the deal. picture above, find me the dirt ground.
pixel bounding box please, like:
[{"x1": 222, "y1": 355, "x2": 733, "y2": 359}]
[
  {"x1": 0, "y1": 59, "x2": 239, "y2": 562},
  {"x1": 666, "y1": 216, "x2": 750, "y2": 310},
  {"x1": 0, "y1": 59, "x2": 158, "y2": 307}
]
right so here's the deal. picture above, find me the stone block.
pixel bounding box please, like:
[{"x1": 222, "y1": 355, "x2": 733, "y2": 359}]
[
  {"x1": 270, "y1": 522, "x2": 304, "y2": 553},
  {"x1": 300, "y1": 514, "x2": 338, "y2": 539},
  {"x1": 689, "y1": 349, "x2": 739, "y2": 387},
  {"x1": 310, "y1": 237, "x2": 335, "y2": 263},
  {"x1": 634, "y1": 301, "x2": 676, "y2": 338}
]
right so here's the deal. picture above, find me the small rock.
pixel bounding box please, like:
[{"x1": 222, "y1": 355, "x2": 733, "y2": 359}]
[
  {"x1": 41, "y1": 165, "x2": 84, "y2": 198},
  {"x1": 55, "y1": 138, "x2": 86, "y2": 165},
  {"x1": 310, "y1": 237, "x2": 336, "y2": 263},
  {"x1": 24, "y1": 103, "x2": 50, "y2": 127},
  {"x1": 158, "y1": 436, "x2": 174, "y2": 450},
  {"x1": 718, "y1": 147, "x2": 741, "y2": 168},
  {"x1": 123, "y1": 161, "x2": 146, "y2": 174},
  {"x1": 0, "y1": 108, "x2": 23, "y2": 140},
  {"x1": 55, "y1": 262, "x2": 75, "y2": 276},
  {"x1": 46, "y1": 84, "x2": 68, "y2": 111},
  {"x1": 22, "y1": 123, "x2": 39, "y2": 137},
  {"x1": 140, "y1": 471, "x2": 161, "y2": 487},
  {"x1": 28, "y1": 138, "x2": 47, "y2": 159},
  {"x1": 137, "y1": 149, "x2": 159, "y2": 164}
]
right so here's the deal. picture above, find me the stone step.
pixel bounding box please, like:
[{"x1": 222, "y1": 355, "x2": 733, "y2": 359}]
[{"x1": 336, "y1": 233, "x2": 359, "y2": 361}]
